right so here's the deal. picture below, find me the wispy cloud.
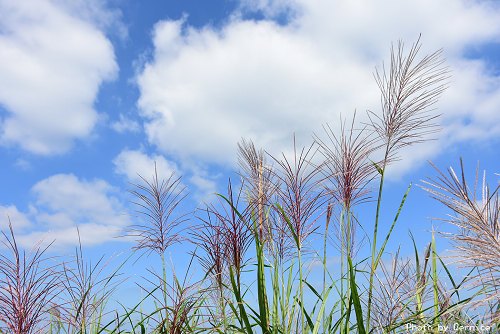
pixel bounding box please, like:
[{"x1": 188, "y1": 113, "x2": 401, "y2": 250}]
[
  {"x1": 188, "y1": 166, "x2": 218, "y2": 203},
  {"x1": 111, "y1": 113, "x2": 141, "y2": 134}
]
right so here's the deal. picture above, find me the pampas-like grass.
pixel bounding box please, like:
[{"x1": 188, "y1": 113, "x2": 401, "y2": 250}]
[{"x1": 422, "y1": 158, "x2": 500, "y2": 323}]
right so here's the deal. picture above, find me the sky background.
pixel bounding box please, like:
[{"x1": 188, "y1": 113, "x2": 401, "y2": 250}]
[{"x1": 0, "y1": 0, "x2": 500, "y2": 308}]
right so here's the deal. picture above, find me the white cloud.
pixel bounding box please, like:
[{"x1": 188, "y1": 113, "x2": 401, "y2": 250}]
[
  {"x1": 0, "y1": 174, "x2": 130, "y2": 250},
  {"x1": 14, "y1": 223, "x2": 123, "y2": 251},
  {"x1": 0, "y1": 204, "x2": 32, "y2": 230},
  {"x1": 24, "y1": 174, "x2": 128, "y2": 249},
  {"x1": 440, "y1": 58, "x2": 500, "y2": 142},
  {"x1": 136, "y1": 0, "x2": 500, "y2": 175},
  {"x1": 111, "y1": 113, "x2": 141, "y2": 133},
  {"x1": 189, "y1": 166, "x2": 219, "y2": 203},
  {"x1": 0, "y1": 0, "x2": 118, "y2": 154},
  {"x1": 52, "y1": 0, "x2": 128, "y2": 40},
  {"x1": 113, "y1": 149, "x2": 178, "y2": 182}
]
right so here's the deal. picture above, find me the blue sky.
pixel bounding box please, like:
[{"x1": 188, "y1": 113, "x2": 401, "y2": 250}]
[{"x1": 0, "y1": 0, "x2": 500, "y2": 298}]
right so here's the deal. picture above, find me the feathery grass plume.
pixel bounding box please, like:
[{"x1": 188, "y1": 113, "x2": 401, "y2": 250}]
[
  {"x1": 0, "y1": 220, "x2": 60, "y2": 334},
  {"x1": 315, "y1": 112, "x2": 376, "y2": 332},
  {"x1": 317, "y1": 112, "x2": 378, "y2": 209},
  {"x1": 270, "y1": 136, "x2": 325, "y2": 250},
  {"x1": 56, "y1": 230, "x2": 125, "y2": 332},
  {"x1": 190, "y1": 178, "x2": 252, "y2": 312},
  {"x1": 366, "y1": 243, "x2": 432, "y2": 332},
  {"x1": 316, "y1": 112, "x2": 375, "y2": 269},
  {"x1": 211, "y1": 179, "x2": 252, "y2": 288},
  {"x1": 238, "y1": 138, "x2": 297, "y2": 263},
  {"x1": 368, "y1": 34, "x2": 449, "y2": 163},
  {"x1": 237, "y1": 138, "x2": 278, "y2": 242},
  {"x1": 421, "y1": 158, "x2": 500, "y2": 323},
  {"x1": 369, "y1": 248, "x2": 415, "y2": 331},
  {"x1": 125, "y1": 162, "x2": 188, "y2": 257},
  {"x1": 190, "y1": 205, "x2": 231, "y2": 322},
  {"x1": 369, "y1": 245, "x2": 458, "y2": 332},
  {"x1": 267, "y1": 195, "x2": 296, "y2": 263}
]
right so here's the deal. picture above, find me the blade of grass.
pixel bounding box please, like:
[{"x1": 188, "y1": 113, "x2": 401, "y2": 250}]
[
  {"x1": 374, "y1": 184, "x2": 412, "y2": 270},
  {"x1": 229, "y1": 266, "x2": 254, "y2": 334},
  {"x1": 256, "y1": 238, "x2": 270, "y2": 333},
  {"x1": 312, "y1": 284, "x2": 333, "y2": 334},
  {"x1": 432, "y1": 231, "x2": 439, "y2": 331},
  {"x1": 348, "y1": 257, "x2": 366, "y2": 334},
  {"x1": 101, "y1": 285, "x2": 160, "y2": 334}
]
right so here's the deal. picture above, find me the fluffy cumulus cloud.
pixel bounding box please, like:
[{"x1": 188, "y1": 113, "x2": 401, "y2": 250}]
[
  {"x1": 0, "y1": 174, "x2": 129, "y2": 249},
  {"x1": 113, "y1": 149, "x2": 178, "y2": 182},
  {"x1": 113, "y1": 149, "x2": 219, "y2": 203},
  {"x1": 137, "y1": 0, "x2": 500, "y2": 174},
  {"x1": 52, "y1": 0, "x2": 128, "y2": 40},
  {"x1": 0, "y1": 0, "x2": 118, "y2": 154}
]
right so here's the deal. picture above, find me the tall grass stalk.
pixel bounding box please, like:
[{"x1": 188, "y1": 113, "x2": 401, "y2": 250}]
[
  {"x1": 365, "y1": 35, "x2": 449, "y2": 331},
  {"x1": 124, "y1": 162, "x2": 190, "y2": 332},
  {"x1": 317, "y1": 113, "x2": 376, "y2": 333},
  {"x1": 432, "y1": 230, "x2": 439, "y2": 332},
  {"x1": 0, "y1": 221, "x2": 60, "y2": 334},
  {"x1": 55, "y1": 228, "x2": 128, "y2": 333}
]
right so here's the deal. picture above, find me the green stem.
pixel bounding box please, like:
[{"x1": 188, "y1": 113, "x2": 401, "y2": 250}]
[
  {"x1": 346, "y1": 207, "x2": 352, "y2": 325},
  {"x1": 162, "y1": 252, "x2": 168, "y2": 327},
  {"x1": 432, "y1": 231, "x2": 439, "y2": 332},
  {"x1": 323, "y1": 222, "x2": 327, "y2": 331},
  {"x1": 281, "y1": 259, "x2": 286, "y2": 331},
  {"x1": 367, "y1": 163, "x2": 386, "y2": 332},
  {"x1": 221, "y1": 283, "x2": 227, "y2": 332},
  {"x1": 340, "y1": 207, "x2": 345, "y2": 334},
  {"x1": 299, "y1": 245, "x2": 305, "y2": 334}
]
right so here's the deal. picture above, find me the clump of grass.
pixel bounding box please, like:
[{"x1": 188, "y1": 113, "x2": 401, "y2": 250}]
[
  {"x1": 55, "y1": 230, "x2": 125, "y2": 332},
  {"x1": 190, "y1": 178, "x2": 253, "y2": 331},
  {"x1": 422, "y1": 158, "x2": 500, "y2": 324},
  {"x1": 5, "y1": 35, "x2": 497, "y2": 334},
  {"x1": 0, "y1": 220, "x2": 60, "y2": 334},
  {"x1": 369, "y1": 247, "x2": 414, "y2": 330},
  {"x1": 139, "y1": 254, "x2": 208, "y2": 333}
]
